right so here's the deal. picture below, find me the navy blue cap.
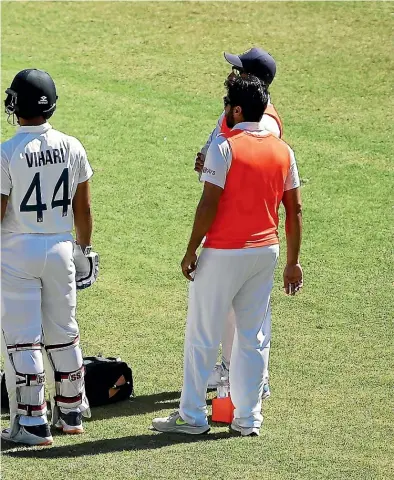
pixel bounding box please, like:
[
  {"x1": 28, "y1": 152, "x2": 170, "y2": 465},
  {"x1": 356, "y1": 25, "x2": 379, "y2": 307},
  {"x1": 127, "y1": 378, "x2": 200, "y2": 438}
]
[{"x1": 224, "y1": 47, "x2": 276, "y2": 85}]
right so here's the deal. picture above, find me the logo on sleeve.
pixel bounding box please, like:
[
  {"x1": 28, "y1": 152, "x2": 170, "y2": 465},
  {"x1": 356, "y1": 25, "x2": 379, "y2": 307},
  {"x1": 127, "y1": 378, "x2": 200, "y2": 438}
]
[{"x1": 202, "y1": 167, "x2": 215, "y2": 176}]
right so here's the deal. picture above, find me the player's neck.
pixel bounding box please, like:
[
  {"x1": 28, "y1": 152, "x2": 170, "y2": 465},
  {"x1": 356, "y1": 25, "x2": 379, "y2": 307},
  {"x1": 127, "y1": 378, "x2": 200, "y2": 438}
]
[{"x1": 18, "y1": 117, "x2": 47, "y2": 126}]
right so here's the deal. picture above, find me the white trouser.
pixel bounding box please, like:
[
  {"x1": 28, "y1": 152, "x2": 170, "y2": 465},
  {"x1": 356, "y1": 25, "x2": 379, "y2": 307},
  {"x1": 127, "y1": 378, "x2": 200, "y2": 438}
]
[
  {"x1": 1, "y1": 232, "x2": 89, "y2": 434},
  {"x1": 221, "y1": 308, "x2": 270, "y2": 383},
  {"x1": 179, "y1": 244, "x2": 279, "y2": 428}
]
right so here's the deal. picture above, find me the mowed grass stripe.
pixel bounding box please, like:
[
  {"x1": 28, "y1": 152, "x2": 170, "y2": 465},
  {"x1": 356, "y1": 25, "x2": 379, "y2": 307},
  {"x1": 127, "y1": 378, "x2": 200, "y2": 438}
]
[{"x1": 1, "y1": 1, "x2": 393, "y2": 480}]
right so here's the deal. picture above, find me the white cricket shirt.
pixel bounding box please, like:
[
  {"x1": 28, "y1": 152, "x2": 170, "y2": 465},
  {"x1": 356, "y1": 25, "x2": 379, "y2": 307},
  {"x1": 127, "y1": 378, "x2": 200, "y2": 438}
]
[
  {"x1": 201, "y1": 122, "x2": 300, "y2": 190},
  {"x1": 1, "y1": 123, "x2": 93, "y2": 234}
]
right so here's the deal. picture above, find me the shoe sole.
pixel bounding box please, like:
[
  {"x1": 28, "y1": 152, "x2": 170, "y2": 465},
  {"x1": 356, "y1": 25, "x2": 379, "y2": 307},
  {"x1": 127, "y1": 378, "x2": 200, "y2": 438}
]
[
  {"x1": 37, "y1": 438, "x2": 54, "y2": 445},
  {"x1": 56, "y1": 425, "x2": 84, "y2": 435},
  {"x1": 1, "y1": 434, "x2": 53, "y2": 446},
  {"x1": 152, "y1": 425, "x2": 210, "y2": 435},
  {"x1": 229, "y1": 425, "x2": 259, "y2": 437}
]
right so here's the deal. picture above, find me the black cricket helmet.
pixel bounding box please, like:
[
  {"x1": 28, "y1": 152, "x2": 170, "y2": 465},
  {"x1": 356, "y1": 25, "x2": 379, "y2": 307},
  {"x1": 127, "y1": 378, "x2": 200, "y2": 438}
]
[{"x1": 4, "y1": 69, "x2": 58, "y2": 120}]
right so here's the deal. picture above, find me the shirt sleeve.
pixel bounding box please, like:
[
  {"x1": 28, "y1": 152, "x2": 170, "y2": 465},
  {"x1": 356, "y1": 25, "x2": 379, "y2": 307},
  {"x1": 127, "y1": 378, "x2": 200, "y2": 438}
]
[
  {"x1": 78, "y1": 143, "x2": 93, "y2": 184},
  {"x1": 260, "y1": 114, "x2": 281, "y2": 138},
  {"x1": 200, "y1": 135, "x2": 232, "y2": 189},
  {"x1": 200, "y1": 112, "x2": 225, "y2": 156},
  {"x1": 284, "y1": 147, "x2": 300, "y2": 191},
  {"x1": 1, "y1": 149, "x2": 12, "y2": 195}
]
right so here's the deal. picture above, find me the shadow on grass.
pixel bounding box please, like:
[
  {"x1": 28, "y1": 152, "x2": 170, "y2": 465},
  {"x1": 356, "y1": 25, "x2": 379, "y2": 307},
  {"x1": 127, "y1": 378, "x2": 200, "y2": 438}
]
[
  {"x1": 87, "y1": 390, "x2": 212, "y2": 421},
  {"x1": 90, "y1": 390, "x2": 184, "y2": 420},
  {"x1": 1, "y1": 391, "x2": 219, "y2": 454},
  {"x1": 1, "y1": 391, "x2": 187, "y2": 424},
  {"x1": 3, "y1": 430, "x2": 232, "y2": 458}
]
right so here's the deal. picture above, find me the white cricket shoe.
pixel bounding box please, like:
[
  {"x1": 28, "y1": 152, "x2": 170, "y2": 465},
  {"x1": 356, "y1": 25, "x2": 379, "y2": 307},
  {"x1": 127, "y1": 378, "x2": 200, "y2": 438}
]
[
  {"x1": 152, "y1": 411, "x2": 210, "y2": 435},
  {"x1": 55, "y1": 411, "x2": 84, "y2": 434},
  {"x1": 1, "y1": 424, "x2": 53, "y2": 446},
  {"x1": 230, "y1": 420, "x2": 260, "y2": 437},
  {"x1": 207, "y1": 362, "x2": 229, "y2": 389}
]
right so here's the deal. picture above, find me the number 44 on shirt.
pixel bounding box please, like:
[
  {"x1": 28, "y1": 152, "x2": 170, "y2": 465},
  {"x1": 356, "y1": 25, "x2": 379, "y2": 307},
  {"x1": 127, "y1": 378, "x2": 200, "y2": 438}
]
[{"x1": 20, "y1": 168, "x2": 71, "y2": 223}]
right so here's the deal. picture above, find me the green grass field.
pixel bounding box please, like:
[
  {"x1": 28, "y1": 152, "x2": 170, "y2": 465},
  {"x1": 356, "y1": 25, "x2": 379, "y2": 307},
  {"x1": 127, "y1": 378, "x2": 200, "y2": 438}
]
[{"x1": 1, "y1": 1, "x2": 393, "y2": 479}]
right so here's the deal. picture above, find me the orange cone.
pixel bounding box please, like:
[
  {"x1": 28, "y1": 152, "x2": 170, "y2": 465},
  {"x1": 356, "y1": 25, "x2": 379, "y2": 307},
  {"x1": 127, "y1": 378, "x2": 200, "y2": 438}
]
[{"x1": 212, "y1": 395, "x2": 235, "y2": 424}]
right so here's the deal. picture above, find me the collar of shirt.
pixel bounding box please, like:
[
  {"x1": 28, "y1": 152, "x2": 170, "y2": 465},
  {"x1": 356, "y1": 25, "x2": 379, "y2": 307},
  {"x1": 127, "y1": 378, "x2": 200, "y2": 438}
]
[
  {"x1": 16, "y1": 122, "x2": 52, "y2": 134},
  {"x1": 232, "y1": 121, "x2": 270, "y2": 133}
]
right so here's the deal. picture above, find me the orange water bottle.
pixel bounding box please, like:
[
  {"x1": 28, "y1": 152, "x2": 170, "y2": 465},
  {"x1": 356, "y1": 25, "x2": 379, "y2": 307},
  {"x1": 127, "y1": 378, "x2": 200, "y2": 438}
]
[{"x1": 211, "y1": 377, "x2": 234, "y2": 424}]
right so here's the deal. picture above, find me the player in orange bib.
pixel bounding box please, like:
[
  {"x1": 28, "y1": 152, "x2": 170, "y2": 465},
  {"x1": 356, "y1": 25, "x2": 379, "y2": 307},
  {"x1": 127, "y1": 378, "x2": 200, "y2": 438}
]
[
  {"x1": 152, "y1": 76, "x2": 302, "y2": 436},
  {"x1": 195, "y1": 48, "x2": 282, "y2": 397}
]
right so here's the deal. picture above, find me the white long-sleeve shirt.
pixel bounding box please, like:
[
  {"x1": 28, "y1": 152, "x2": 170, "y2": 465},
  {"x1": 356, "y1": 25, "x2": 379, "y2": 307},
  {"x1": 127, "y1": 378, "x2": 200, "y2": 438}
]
[{"x1": 200, "y1": 122, "x2": 300, "y2": 191}]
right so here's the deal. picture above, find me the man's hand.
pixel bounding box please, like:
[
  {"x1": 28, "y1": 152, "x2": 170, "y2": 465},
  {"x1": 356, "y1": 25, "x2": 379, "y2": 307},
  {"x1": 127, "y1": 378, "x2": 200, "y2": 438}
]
[
  {"x1": 73, "y1": 243, "x2": 99, "y2": 289},
  {"x1": 283, "y1": 263, "x2": 303, "y2": 295},
  {"x1": 194, "y1": 152, "x2": 205, "y2": 173},
  {"x1": 181, "y1": 251, "x2": 198, "y2": 281}
]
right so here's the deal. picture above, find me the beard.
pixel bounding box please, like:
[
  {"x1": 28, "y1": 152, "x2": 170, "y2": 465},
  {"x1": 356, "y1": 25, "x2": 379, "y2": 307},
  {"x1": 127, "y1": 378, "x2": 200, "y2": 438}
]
[{"x1": 225, "y1": 109, "x2": 236, "y2": 129}]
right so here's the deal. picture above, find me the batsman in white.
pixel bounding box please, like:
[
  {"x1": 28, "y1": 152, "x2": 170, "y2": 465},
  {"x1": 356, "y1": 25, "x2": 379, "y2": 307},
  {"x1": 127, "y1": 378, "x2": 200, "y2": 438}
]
[{"x1": 1, "y1": 69, "x2": 99, "y2": 446}]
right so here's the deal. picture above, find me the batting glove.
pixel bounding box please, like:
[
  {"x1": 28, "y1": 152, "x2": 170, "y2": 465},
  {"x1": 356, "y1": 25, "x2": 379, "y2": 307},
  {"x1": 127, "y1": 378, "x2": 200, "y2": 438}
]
[{"x1": 73, "y1": 243, "x2": 99, "y2": 290}]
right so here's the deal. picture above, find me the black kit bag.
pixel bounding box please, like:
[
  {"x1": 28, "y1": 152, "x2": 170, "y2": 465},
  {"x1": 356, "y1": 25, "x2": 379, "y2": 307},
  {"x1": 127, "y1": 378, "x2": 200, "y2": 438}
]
[
  {"x1": 1, "y1": 371, "x2": 9, "y2": 410},
  {"x1": 0, "y1": 357, "x2": 134, "y2": 410},
  {"x1": 83, "y1": 356, "x2": 134, "y2": 407}
]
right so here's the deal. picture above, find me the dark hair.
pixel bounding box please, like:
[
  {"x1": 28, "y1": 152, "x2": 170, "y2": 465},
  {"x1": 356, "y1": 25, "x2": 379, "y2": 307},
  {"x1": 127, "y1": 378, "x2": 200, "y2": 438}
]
[{"x1": 225, "y1": 75, "x2": 269, "y2": 122}]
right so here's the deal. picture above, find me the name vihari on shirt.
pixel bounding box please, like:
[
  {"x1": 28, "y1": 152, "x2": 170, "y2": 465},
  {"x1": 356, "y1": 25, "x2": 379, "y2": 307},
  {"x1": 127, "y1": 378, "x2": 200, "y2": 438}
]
[{"x1": 25, "y1": 148, "x2": 66, "y2": 168}]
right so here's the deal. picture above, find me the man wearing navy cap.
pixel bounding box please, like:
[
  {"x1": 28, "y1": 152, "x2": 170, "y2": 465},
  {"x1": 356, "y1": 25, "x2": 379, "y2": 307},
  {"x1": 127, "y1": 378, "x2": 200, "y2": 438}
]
[
  {"x1": 224, "y1": 47, "x2": 277, "y2": 86},
  {"x1": 196, "y1": 48, "x2": 282, "y2": 167},
  {"x1": 194, "y1": 47, "x2": 283, "y2": 397}
]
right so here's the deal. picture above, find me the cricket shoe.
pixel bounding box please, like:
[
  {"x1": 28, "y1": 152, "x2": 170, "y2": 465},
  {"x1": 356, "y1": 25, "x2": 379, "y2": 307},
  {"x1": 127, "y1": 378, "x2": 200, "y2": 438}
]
[
  {"x1": 152, "y1": 411, "x2": 210, "y2": 435},
  {"x1": 230, "y1": 420, "x2": 260, "y2": 437},
  {"x1": 207, "y1": 362, "x2": 229, "y2": 389},
  {"x1": 1, "y1": 424, "x2": 53, "y2": 446},
  {"x1": 55, "y1": 411, "x2": 84, "y2": 434}
]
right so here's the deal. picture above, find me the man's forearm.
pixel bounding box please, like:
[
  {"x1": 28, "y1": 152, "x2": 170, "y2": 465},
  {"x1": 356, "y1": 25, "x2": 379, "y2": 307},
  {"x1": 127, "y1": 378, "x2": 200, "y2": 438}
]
[
  {"x1": 187, "y1": 199, "x2": 218, "y2": 253},
  {"x1": 285, "y1": 212, "x2": 302, "y2": 265},
  {"x1": 1, "y1": 194, "x2": 8, "y2": 222},
  {"x1": 74, "y1": 208, "x2": 93, "y2": 247}
]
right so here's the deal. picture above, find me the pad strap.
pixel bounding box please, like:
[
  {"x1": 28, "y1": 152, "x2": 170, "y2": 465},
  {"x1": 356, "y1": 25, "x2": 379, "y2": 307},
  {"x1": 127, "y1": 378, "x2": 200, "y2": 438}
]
[
  {"x1": 55, "y1": 393, "x2": 83, "y2": 409},
  {"x1": 54, "y1": 366, "x2": 85, "y2": 383},
  {"x1": 17, "y1": 401, "x2": 47, "y2": 417},
  {"x1": 7, "y1": 342, "x2": 42, "y2": 353},
  {"x1": 16, "y1": 371, "x2": 46, "y2": 387},
  {"x1": 45, "y1": 336, "x2": 79, "y2": 352}
]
